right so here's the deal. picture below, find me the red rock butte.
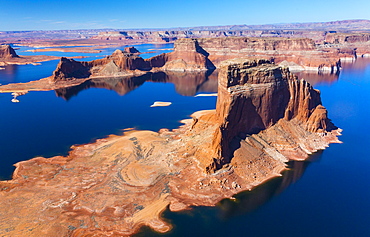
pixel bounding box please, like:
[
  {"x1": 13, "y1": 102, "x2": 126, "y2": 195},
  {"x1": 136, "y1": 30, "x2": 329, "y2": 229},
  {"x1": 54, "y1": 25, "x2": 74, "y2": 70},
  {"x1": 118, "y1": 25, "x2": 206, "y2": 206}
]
[
  {"x1": 0, "y1": 58, "x2": 341, "y2": 237},
  {"x1": 0, "y1": 44, "x2": 19, "y2": 58}
]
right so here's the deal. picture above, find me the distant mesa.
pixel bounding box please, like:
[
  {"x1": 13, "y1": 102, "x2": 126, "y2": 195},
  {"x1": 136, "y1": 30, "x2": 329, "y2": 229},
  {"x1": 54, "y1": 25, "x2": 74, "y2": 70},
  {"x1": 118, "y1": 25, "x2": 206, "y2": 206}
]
[
  {"x1": 124, "y1": 46, "x2": 140, "y2": 54},
  {"x1": 1, "y1": 33, "x2": 370, "y2": 96},
  {"x1": 0, "y1": 44, "x2": 61, "y2": 66},
  {"x1": 0, "y1": 44, "x2": 19, "y2": 58},
  {"x1": 51, "y1": 36, "x2": 368, "y2": 81},
  {"x1": 88, "y1": 20, "x2": 370, "y2": 44}
]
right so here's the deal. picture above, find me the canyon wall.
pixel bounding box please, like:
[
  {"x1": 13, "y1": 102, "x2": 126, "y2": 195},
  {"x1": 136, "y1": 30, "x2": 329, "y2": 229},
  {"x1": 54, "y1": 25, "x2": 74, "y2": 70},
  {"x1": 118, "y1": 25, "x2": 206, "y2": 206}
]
[
  {"x1": 91, "y1": 30, "x2": 330, "y2": 43},
  {"x1": 325, "y1": 33, "x2": 370, "y2": 44},
  {"x1": 324, "y1": 33, "x2": 370, "y2": 57},
  {"x1": 51, "y1": 35, "x2": 370, "y2": 82},
  {"x1": 169, "y1": 37, "x2": 343, "y2": 73}
]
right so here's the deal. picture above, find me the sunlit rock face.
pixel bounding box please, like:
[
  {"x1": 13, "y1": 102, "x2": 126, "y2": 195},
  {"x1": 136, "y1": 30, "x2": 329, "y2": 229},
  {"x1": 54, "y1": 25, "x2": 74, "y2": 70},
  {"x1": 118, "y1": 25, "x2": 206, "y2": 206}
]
[
  {"x1": 166, "y1": 37, "x2": 344, "y2": 73},
  {"x1": 0, "y1": 45, "x2": 18, "y2": 58},
  {"x1": 203, "y1": 58, "x2": 336, "y2": 172}
]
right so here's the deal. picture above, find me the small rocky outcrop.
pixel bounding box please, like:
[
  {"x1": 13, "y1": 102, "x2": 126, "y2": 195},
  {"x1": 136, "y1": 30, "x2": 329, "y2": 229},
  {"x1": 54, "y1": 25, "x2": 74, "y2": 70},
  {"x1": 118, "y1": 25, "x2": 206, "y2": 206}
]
[{"x1": 0, "y1": 45, "x2": 19, "y2": 58}]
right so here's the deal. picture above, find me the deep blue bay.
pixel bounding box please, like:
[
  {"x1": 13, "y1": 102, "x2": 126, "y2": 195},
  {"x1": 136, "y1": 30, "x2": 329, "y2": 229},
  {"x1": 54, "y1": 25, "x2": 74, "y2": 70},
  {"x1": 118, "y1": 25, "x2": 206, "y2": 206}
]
[{"x1": 0, "y1": 45, "x2": 369, "y2": 236}]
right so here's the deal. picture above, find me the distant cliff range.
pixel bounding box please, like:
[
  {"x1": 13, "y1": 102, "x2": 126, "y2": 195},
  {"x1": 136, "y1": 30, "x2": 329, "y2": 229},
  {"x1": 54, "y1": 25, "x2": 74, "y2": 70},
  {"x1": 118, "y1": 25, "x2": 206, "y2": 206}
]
[{"x1": 1, "y1": 19, "x2": 370, "y2": 43}]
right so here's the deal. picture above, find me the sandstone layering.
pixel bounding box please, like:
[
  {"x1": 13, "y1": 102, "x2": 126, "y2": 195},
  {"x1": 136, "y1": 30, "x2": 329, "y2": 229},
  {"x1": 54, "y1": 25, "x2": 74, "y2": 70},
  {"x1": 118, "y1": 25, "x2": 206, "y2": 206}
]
[
  {"x1": 0, "y1": 58, "x2": 341, "y2": 237},
  {"x1": 51, "y1": 36, "x2": 370, "y2": 77}
]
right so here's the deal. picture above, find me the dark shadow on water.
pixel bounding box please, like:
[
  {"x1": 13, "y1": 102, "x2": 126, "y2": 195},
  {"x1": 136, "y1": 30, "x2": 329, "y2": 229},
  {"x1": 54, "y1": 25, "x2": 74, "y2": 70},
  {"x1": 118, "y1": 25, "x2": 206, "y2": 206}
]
[{"x1": 133, "y1": 151, "x2": 324, "y2": 237}]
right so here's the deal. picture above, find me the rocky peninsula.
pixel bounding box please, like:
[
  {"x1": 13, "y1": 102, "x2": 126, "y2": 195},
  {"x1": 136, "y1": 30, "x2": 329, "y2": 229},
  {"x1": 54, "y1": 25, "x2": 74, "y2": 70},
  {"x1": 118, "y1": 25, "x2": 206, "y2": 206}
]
[{"x1": 0, "y1": 58, "x2": 341, "y2": 236}]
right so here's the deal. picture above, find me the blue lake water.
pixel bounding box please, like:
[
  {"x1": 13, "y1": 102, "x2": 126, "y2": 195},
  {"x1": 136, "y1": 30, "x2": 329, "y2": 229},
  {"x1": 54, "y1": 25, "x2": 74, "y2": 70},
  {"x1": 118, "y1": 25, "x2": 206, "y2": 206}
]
[{"x1": 0, "y1": 45, "x2": 369, "y2": 236}]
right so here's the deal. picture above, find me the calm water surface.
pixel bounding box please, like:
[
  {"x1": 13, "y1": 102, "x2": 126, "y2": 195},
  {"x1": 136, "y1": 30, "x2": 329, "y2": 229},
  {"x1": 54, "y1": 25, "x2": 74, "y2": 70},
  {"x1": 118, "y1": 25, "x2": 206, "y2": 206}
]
[{"x1": 0, "y1": 45, "x2": 369, "y2": 236}]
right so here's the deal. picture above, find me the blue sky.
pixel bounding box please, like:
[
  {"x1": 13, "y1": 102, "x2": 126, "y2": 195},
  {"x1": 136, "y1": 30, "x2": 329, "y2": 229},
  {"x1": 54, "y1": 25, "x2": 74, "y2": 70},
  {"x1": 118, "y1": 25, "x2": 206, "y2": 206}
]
[{"x1": 1, "y1": 0, "x2": 369, "y2": 31}]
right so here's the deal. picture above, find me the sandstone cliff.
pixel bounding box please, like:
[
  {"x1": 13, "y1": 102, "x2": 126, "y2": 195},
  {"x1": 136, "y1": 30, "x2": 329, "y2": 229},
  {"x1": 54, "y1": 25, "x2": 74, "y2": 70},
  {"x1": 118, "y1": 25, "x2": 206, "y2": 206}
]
[
  {"x1": 192, "y1": 58, "x2": 337, "y2": 172},
  {"x1": 324, "y1": 33, "x2": 370, "y2": 58},
  {"x1": 0, "y1": 45, "x2": 18, "y2": 58},
  {"x1": 165, "y1": 37, "x2": 343, "y2": 73},
  {"x1": 325, "y1": 33, "x2": 370, "y2": 44}
]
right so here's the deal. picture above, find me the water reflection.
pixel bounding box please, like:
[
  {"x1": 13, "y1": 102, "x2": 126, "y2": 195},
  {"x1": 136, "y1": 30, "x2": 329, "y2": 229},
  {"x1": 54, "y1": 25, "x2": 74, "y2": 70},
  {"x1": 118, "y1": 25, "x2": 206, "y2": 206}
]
[
  {"x1": 340, "y1": 57, "x2": 370, "y2": 74},
  {"x1": 54, "y1": 70, "x2": 218, "y2": 100},
  {"x1": 0, "y1": 64, "x2": 19, "y2": 84},
  {"x1": 293, "y1": 71, "x2": 340, "y2": 86}
]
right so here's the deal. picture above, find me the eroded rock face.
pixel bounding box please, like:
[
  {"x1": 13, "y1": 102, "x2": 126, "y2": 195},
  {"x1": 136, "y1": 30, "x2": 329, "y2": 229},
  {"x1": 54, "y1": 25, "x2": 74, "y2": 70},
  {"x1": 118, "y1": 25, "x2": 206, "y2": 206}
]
[
  {"x1": 52, "y1": 57, "x2": 91, "y2": 81},
  {"x1": 50, "y1": 45, "x2": 211, "y2": 82},
  {"x1": 167, "y1": 37, "x2": 343, "y2": 73},
  {"x1": 0, "y1": 45, "x2": 18, "y2": 58},
  {"x1": 160, "y1": 38, "x2": 212, "y2": 71},
  {"x1": 205, "y1": 58, "x2": 336, "y2": 172}
]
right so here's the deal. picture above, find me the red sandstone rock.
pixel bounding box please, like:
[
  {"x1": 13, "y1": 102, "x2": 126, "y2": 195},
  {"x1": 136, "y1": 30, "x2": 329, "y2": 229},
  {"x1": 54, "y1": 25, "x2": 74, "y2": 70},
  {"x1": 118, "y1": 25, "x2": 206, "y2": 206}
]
[
  {"x1": 201, "y1": 58, "x2": 336, "y2": 172},
  {"x1": 0, "y1": 44, "x2": 18, "y2": 58}
]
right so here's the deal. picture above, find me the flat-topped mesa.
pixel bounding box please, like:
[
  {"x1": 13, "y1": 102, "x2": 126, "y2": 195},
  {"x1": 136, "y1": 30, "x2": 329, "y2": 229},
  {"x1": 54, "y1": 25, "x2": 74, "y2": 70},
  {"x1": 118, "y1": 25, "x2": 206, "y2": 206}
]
[
  {"x1": 0, "y1": 44, "x2": 19, "y2": 58},
  {"x1": 195, "y1": 37, "x2": 317, "y2": 52},
  {"x1": 91, "y1": 49, "x2": 151, "y2": 74},
  {"x1": 159, "y1": 38, "x2": 213, "y2": 71},
  {"x1": 206, "y1": 58, "x2": 335, "y2": 172}
]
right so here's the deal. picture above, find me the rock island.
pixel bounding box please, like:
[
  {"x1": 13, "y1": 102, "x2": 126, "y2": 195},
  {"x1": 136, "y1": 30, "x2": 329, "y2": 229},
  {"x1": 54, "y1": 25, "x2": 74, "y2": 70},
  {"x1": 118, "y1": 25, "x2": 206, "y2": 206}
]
[{"x1": 0, "y1": 57, "x2": 341, "y2": 236}]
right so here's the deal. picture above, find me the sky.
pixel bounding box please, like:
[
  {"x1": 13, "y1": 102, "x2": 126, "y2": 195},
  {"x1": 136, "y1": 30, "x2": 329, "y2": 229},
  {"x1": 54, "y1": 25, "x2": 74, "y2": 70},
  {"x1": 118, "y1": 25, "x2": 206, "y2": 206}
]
[{"x1": 0, "y1": 0, "x2": 369, "y2": 31}]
